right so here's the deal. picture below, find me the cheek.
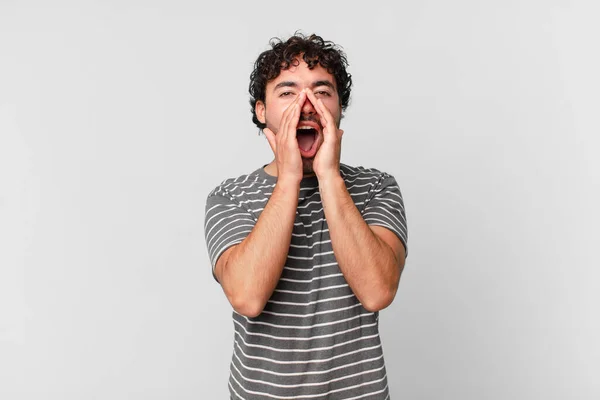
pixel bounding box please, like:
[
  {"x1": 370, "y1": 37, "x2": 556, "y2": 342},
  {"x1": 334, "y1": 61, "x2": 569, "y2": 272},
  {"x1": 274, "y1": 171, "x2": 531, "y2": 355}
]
[
  {"x1": 323, "y1": 99, "x2": 342, "y2": 120},
  {"x1": 266, "y1": 103, "x2": 292, "y2": 128}
]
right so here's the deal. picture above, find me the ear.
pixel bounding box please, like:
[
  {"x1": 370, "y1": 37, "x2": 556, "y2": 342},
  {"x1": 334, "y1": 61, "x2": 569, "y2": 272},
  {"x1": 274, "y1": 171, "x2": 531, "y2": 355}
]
[{"x1": 255, "y1": 100, "x2": 266, "y2": 124}]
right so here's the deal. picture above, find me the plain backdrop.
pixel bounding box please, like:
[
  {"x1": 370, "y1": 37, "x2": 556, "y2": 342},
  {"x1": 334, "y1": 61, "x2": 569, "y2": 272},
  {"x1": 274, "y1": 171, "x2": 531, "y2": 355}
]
[{"x1": 1, "y1": 1, "x2": 599, "y2": 399}]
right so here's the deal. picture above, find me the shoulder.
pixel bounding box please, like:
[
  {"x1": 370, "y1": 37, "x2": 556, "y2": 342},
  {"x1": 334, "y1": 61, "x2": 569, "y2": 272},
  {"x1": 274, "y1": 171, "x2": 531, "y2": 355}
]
[
  {"x1": 207, "y1": 169, "x2": 272, "y2": 199},
  {"x1": 340, "y1": 163, "x2": 392, "y2": 182}
]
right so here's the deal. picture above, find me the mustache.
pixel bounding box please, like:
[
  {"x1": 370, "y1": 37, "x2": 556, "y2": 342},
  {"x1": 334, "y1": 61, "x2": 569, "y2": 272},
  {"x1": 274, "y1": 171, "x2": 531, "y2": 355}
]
[{"x1": 298, "y1": 115, "x2": 322, "y2": 128}]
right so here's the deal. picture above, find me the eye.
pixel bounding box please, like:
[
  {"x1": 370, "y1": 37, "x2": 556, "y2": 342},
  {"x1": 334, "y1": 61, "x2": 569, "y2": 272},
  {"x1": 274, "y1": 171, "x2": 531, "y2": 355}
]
[
  {"x1": 315, "y1": 90, "x2": 331, "y2": 97},
  {"x1": 279, "y1": 91, "x2": 294, "y2": 97}
]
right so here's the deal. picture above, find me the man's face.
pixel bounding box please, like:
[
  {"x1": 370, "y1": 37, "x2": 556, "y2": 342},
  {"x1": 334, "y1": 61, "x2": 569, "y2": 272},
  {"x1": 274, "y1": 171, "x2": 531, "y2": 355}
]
[{"x1": 255, "y1": 58, "x2": 342, "y2": 174}]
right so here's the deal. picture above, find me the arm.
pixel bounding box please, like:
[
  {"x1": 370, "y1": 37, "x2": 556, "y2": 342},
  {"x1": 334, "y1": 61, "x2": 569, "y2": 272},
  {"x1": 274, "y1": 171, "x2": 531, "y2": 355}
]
[
  {"x1": 319, "y1": 174, "x2": 406, "y2": 312},
  {"x1": 215, "y1": 179, "x2": 299, "y2": 317},
  {"x1": 214, "y1": 91, "x2": 307, "y2": 317},
  {"x1": 306, "y1": 89, "x2": 407, "y2": 312}
]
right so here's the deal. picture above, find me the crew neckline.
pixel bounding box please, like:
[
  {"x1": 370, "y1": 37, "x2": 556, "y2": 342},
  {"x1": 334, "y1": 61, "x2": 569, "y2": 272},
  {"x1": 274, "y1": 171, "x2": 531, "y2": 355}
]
[{"x1": 252, "y1": 164, "x2": 320, "y2": 186}]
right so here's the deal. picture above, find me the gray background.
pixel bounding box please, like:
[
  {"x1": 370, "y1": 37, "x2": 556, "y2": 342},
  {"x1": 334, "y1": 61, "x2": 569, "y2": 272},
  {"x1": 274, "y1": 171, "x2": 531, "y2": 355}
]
[{"x1": 1, "y1": 1, "x2": 598, "y2": 399}]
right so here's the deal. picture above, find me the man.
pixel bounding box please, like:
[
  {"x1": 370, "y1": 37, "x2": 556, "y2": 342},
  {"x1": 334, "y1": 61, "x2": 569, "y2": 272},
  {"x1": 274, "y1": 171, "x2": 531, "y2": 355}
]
[{"x1": 204, "y1": 33, "x2": 408, "y2": 399}]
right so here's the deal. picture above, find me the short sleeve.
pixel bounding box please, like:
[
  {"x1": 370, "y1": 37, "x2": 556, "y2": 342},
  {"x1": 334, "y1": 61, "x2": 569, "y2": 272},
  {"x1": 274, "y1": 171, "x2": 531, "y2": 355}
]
[
  {"x1": 362, "y1": 173, "x2": 408, "y2": 257},
  {"x1": 204, "y1": 193, "x2": 257, "y2": 282}
]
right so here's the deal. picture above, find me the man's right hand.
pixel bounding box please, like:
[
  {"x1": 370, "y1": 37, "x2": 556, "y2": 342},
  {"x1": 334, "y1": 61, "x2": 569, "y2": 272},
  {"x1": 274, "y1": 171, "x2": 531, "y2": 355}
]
[{"x1": 263, "y1": 91, "x2": 306, "y2": 185}]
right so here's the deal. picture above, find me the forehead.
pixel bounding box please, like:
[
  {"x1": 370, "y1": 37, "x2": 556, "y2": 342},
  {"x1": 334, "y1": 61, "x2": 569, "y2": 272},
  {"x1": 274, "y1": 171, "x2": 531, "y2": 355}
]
[{"x1": 267, "y1": 59, "x2": 337, "y2": 90}]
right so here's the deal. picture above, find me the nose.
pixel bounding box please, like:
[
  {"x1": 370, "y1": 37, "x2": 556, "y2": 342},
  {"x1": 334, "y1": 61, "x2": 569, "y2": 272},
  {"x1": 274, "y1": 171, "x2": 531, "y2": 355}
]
[{"x1": 301, "y1": 93, "x2": 317, "y2": 115}]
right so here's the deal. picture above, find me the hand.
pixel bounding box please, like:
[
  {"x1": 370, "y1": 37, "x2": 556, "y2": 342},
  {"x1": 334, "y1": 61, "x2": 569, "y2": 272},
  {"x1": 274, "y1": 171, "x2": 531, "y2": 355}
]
[
  {"x1": 305, "y1": 90, "x2": 344, "y2": 182},
  {"x1": 263, "y1": 91, "x2": 306, "y2": 185}
]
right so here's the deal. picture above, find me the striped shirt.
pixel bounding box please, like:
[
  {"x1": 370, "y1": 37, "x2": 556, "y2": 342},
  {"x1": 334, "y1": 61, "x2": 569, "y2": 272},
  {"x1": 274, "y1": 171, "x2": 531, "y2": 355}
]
[{"x1": 204, "y1": 163, "x2": 408, "y2": 399}]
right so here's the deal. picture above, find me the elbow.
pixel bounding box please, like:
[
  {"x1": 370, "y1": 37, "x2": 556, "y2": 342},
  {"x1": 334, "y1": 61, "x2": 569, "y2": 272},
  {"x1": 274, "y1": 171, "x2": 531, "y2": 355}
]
[
  {"x1": 362, "y1": 293, "x2": 394, "y2": 312},
  {"x1": 229, "y1": 294, "x2": 266, "y2": 318},
  {"x1": 361, "y1": 282, "x2": 399, "y2": 313}
]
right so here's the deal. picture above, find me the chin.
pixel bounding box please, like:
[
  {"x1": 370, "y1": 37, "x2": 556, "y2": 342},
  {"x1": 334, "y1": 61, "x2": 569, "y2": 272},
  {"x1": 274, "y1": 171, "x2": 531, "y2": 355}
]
[{"x1": 302, "y1": 159, "x2": 315, "y2": 175}]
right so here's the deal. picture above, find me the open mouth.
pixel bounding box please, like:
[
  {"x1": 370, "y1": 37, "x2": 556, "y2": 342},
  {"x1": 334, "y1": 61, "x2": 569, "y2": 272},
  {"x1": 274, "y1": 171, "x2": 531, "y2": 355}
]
[{"x1": 296, "y1": 126, "x2": 318, "y2": 153}]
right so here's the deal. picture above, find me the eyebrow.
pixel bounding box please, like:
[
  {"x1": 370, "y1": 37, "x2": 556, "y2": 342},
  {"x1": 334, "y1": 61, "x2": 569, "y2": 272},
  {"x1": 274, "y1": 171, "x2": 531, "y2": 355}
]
[{"x1": 273, "y1": 80, "x2": 336, "y2": 91}]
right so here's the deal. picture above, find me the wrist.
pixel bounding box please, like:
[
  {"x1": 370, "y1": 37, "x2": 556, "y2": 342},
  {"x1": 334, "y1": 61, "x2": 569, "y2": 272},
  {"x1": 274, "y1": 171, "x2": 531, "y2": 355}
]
[
  {"x1": 275, "y1": 176, "x2": 301, "y2": 194},
  {"x1": 317, "y1": 170, "x2": 343, "y2": 188}
]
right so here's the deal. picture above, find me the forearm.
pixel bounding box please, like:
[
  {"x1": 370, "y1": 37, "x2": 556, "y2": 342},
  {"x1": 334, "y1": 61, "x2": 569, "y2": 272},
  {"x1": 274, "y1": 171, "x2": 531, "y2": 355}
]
[
  {"x1": 319, "y1": 174, "x2": 400, "y2": 311},
  {"x1": 221, "y1": 178, "x2": 299, "y2": 316}
]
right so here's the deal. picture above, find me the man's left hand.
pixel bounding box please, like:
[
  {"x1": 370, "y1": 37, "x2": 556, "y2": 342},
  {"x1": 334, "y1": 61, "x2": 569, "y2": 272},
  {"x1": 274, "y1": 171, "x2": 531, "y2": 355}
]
[{"x1": 305, "y1": 89, "x2": 344, "y2": 182}]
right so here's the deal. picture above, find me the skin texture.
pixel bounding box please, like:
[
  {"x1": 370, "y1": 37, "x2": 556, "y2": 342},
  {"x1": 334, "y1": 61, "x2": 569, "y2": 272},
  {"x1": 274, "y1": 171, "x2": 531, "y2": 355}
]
[
  {"x1": 255, "y1": 59, "x2": 341, "y2": 177},
  {"x1": 215, "y1": 58, "x2": 405, "y2": 316}
]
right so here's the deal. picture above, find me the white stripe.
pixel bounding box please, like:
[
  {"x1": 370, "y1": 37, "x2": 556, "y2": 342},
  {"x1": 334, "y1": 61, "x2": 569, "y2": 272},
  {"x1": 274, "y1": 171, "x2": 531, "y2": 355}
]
[
  {"x1": 233, "y1": 339, "x2": 382, "y2": 365},
  {"x1": 342, "y1": 168, "x2": 380, "y2": 178},
  {"x1": 205, "y1": 212, "x2": 253, "y2": 239},
  {"x1": 297, "y1": 207, "x2": 323, "y2": 217},
  {"x1": 296, "y1": 199, "x2": 322, "y2": 210},
  {"x1": 283, "y1": 261, "x2": 337, "y2": 272},
  {"x1": 230, "y1": 359, "x2": 386, "y2": 399},
  {"x1": 350, "y1": 190, "x2": 370, "y2": 197},
  {"x1": 209, "y1": 226, "x2": 253, "y2": 257},
  {"x1": 228, "y1": 380, "x2": 247, "y2": 400},
  {"x1": 207, "y1": 220, "x2": 254, "y2": 253},
  {"x1": 211, "y1": 237, "x2": 244, "y2": 266},
  {"x1": 239, "y1": 311, "x2": 371, "y2": 330},
  {"x1": 206, "y1": 214, "x2": 253, "y2": 248},
  {"x1": 239, "y1": 197, "x2": 269, "y2": 205},
  {"x1": 347, "y1": 182, "x2": 374, "y2": 190},
  {"x1": 230, "y1": 189, "x2": 263, "y2": 197},
  {"x1": 232, "y1": 318, "x2": 377, "y2": 342},
  {"x1": 363, "y1": 210, "x2": 405, "y2": 233},
  {"x1": 205, "y1": 200, "x2": 234, "y2": 215},
  {"x1": 239, "y1": 182, "x2": 274, "y2": 190},
  {"x1": 345, "y1": 384, "x2": 389, "y2": 400},
  {"x1": 222, "y1": 174, "x2": 252, "y2": 191},
  {"x1": 372, "y1": 197, "x2": 404, "y2": 210},
  {"x1": 204, "y1": 202, "x2": 239, "y2": 228},
  {"x1": 231, "y1": 357, "x2": 385, "y2": 389},
  {"x1": 274, "y1": 283, "x2": 349, "y2": 295},
  {"x1": 363, "y1": 219, "x2": 396, "y2": 235},
  {"x1": 260, "y1": 303, "x2": 361, "y2": 318},
  {"x1": 294, "y1": 217, "x2": 326, "y2": 227},
  {"x1": 343, "y1": 175, "x2": 379, "y2": 184},
  {"x1": 231, "y1": 348, "x2": 383, "y2": 377},
  {"x1": 235, "y1": 329, "x2": 378, "y2": 353},
  {"x1": 279, "y1": 272, "x2": 342, "y2": 284},
  {"x1": 365, "y1": 215, "x2": 406, "y2": 239},
  {"x1": 267, "y1": 293, "x2": 355, "y2": 306},
  {"x1": 372, "y1": 204, "x2": 407, "y2": 229},
  {"x1": 291, "y1": 228, "x2": 328, "y2": 238},
  {"x1": 210, "y1": 231, "x2": 251, "y2": 265},
  {"x1": 289, "y1": 239, "x2": 331, "y2": 249},
  {"x1": 287, "y1": 250, "x2": 334, "y2": 260}
]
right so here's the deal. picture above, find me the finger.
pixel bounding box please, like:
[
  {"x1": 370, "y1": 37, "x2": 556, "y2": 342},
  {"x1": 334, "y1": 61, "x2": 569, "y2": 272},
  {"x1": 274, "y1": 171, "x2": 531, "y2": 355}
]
[
  {"x1": 281, "y1": 91, "x2": 305, "y2": 122},
  {"x1": 284, "y1": 92, "x2": 305, "y2": 142},
  {"x1": 288, "y1": 98, "x2": 302, "y2": 136},
  {"x1": 285, "y1": 103, "x2": 301, "y2": 149},
  {"x1": 306, "y1": 91, "x2": 337, "y2": 142},
  {"x1": 263, "y1": 127, "x2": 277, "y2": 154},
  {"x1": 280, "y1": 92, "x2": 305, "y2": 141},
  {"x1": 304, "y1": 90, "x2": 329, "y2": 126},
  {"x1": 280, "y1": 102, "x2": 296, "y2": 145}
]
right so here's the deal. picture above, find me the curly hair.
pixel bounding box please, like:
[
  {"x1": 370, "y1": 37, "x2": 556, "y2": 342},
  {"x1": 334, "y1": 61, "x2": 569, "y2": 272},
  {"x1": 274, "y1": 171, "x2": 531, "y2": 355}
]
[{"x1": 249, "y1": 32, "x2": 353, "y2": 130}]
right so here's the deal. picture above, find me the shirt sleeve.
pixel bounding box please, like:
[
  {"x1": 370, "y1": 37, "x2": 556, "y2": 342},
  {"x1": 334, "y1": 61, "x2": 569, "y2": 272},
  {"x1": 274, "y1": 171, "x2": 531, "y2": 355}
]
[
  {"x1": 204, "y1": 193, "x2": 257, "y2": 282},
  {"x1": 362, "y1": 173, "x2": 408, "y2": 257}
]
